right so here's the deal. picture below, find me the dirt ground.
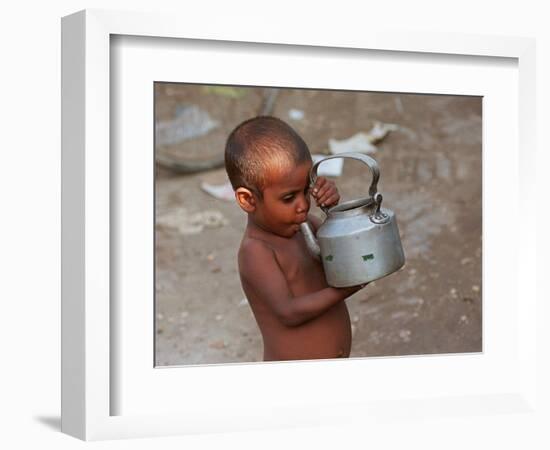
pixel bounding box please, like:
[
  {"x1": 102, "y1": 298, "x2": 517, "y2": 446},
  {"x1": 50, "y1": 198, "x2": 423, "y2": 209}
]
[{"x1": 154, "y1": 84, "x2": 482, "y2": 366}]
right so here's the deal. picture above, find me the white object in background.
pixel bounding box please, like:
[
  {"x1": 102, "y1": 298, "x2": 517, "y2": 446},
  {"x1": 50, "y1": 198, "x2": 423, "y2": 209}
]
[
  {"x1": 311, "y1": 154, "x2": 344, "y2": 177},
  {"x1": 329, "y1": 132, "x2": 378, "y2": 155},
  {"x1": 328, "y1": 122, "x2": 399, "y2": 155},
  {"x1": 369, "y1": 121, "x2": 399, "y2": 142},
  {"x1": 200, "y1": 180, "x2": 235, "y2": 201},
  {"x1": 288, "y1": 108, "x2": 305, "y2": 120}
]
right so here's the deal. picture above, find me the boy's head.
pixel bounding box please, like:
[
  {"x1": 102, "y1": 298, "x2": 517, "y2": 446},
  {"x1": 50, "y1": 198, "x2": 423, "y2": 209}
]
[
  {"x1": 225, "y1": 116, "x2": 313, "y2": 237},
  {"x1": 225, "y1": 116, "x2": 312, "y2": 196}
]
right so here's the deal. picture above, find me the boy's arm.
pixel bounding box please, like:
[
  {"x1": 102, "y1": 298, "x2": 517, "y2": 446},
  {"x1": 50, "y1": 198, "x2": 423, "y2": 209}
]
[{"x1": 239, "y1": 239, "x2": 362, "y2": 327}]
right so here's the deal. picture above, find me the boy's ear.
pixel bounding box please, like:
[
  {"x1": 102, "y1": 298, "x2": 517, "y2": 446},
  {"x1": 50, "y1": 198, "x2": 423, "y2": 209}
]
[{"x1": 235, "y1": 187, "x2": 257, "y2": 213}]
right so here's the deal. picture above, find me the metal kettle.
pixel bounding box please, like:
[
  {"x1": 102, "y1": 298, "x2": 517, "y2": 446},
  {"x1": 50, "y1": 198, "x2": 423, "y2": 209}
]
[{"x1": 301, "y1": 152, "x2": 405, "y2": 287}]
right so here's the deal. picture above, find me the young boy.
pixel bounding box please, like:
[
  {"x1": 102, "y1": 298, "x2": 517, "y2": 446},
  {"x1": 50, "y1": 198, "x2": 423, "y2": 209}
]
[{"x1": 225, "y1": 116, "x2": 365, "y2": 362}]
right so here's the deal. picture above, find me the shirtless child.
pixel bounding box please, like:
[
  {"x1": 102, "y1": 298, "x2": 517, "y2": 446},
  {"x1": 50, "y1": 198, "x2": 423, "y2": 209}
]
[{"x1": 225, "y1": 116, "x2": 365, "y2": 361}]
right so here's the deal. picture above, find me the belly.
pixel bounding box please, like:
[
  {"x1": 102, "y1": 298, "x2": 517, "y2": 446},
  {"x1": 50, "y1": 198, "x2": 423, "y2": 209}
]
[{"x1": 262, "y1": 302, "x2": 352, "y2": 361}]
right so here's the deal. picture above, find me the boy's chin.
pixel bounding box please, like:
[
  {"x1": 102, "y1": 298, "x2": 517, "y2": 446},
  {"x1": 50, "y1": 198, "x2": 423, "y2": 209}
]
[
  {"x1": 284, "y1": 224, "x2": 302, "y2": 237},
  {"x1": 270, "y1": 224, "x2": 300, "y2": 238},
  {"x1": 254, "y1": 219, "x2": 301, "y2": 238}
]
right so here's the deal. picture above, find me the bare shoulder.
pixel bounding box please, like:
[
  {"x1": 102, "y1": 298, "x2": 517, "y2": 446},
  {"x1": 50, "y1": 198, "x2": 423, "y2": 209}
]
[
  {"x1": 239, "y1": 235, "x2": 274, "y2": 258},
  {"x1": 238, "y1": 236, "x2": 278, "y2": 277}
]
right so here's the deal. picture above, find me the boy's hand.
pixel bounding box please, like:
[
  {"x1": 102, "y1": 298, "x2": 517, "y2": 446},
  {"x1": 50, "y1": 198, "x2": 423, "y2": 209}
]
[
  {"x1": 311, "y1": 176, "x2": 340, "y2": 208},
  {"x1": 338, "y1": 283, "x2": 368, "y2": 296}
]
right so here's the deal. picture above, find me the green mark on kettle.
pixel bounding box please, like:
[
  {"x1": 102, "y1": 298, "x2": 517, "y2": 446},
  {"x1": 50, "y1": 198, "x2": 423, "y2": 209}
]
[
  {"x1": 362, "y1": 254, "x2": 374, "y2": 261},
  {"x1": 325, "y1": 255, "x2": 334, "y2": 262}
]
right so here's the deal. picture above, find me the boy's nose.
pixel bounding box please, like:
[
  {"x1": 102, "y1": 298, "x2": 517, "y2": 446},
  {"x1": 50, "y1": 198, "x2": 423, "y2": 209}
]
[{"x1": 296, "y1": 193, "x2": 310, "y2": 213}]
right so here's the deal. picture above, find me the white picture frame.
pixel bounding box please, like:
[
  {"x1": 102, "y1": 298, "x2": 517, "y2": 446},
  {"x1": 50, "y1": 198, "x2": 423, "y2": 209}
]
[{"x1": 61, "y1": 9, "x2": 539, "y2": 441}]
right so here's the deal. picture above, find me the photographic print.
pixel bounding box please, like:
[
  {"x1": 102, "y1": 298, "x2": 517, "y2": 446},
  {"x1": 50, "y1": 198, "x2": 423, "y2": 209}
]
[
  {"x1": 60, "y1": 10, "x2": 537, "y2": 441},
  {"x1": 154, "y1": 83, "x2": 482, "y2": 366}
]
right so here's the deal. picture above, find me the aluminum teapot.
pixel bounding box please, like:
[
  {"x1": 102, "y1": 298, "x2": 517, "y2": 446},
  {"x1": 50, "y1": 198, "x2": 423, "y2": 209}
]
[{"x1": 301, "y1": 152, "x2": 405, "y2": 287}]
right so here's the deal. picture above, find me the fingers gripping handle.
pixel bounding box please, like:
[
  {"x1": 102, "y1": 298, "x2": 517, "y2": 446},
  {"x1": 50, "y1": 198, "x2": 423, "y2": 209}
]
[{"x1": 310, "y1": 152, "x2": 381, "y2": 214}]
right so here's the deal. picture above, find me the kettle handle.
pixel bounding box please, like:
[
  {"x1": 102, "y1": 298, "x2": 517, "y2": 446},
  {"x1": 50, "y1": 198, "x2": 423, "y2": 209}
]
[{"x1": 310, "y1": 152, "x2": 380, "y2": 214}]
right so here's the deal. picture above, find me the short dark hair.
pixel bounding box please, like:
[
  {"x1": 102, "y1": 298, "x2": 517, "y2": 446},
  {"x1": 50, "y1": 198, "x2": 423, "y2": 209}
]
[{"x1": 224, "y1": 116, "x2": 312, "y2": 196}]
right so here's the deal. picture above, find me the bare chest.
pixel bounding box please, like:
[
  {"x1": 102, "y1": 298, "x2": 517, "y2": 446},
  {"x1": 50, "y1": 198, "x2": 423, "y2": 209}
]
[{"x1": 272, "y1": 233, "x2": 327, "y2": 293}]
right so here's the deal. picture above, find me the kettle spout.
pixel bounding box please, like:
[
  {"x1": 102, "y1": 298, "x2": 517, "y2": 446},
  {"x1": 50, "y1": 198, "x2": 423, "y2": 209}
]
[{"x1": 300, "y1": 222, "x2": 321, "y2": 260}]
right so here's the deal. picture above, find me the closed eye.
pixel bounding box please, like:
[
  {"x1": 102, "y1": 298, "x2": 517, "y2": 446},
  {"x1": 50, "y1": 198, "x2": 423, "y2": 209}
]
[
  {"x1": 282, "y1": 185, "x2": 309, "y2": 203},
  {"x1": 282, "y1": 194, "x2": 295, "y2": 203}
]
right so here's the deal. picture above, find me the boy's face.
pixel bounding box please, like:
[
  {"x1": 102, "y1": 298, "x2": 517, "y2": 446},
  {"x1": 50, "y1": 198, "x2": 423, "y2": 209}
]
[{"x1": 253, "y1": 161, "x2": 312, "y2": 238}]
